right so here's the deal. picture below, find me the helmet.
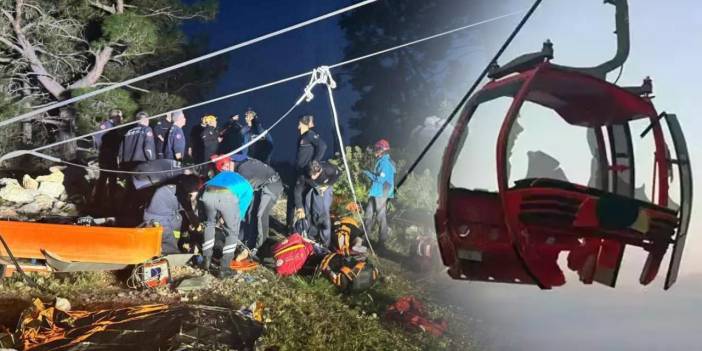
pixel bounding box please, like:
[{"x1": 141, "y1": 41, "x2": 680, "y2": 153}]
[
  {"x1": 374, "y1": 139, "x2": 390, "y2": 151},
  {"x1": 211, "y1": 155, "x2": 233, "y2": 171},
  {"x1": 201, "y1": 115, "x2": 217, "y2": 127}
]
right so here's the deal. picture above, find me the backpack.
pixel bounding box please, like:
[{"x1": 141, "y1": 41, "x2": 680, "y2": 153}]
[
  {"x1": 385, "y1": 295, "x2": 448, "y2": 337},
  {"x1": 272, "y1": 233, "x2": 313, "y2": 277},
  {"x1": 319, "y1": 253, "x2": 379, "y2": 293},
  {"x1": 332, "y1": 216, "x2": 362, "y2": 256}
]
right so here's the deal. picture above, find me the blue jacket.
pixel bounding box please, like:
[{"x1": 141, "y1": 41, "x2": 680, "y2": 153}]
[
  {"x1": 93, "y1": 119, "x2": 114, "y2": 150},
  {"x1": 363, "y1": 154, "x2": 396, "y2": 198},
  {"x1": 163, "y1": 125, "x2": 186, "y2": 160},
  {"x1": 119, "y1": 125, "x2": 156, "y2": 163},
  {"x1": 206, "y1": 171, "x2": 254, "y2": 218}
]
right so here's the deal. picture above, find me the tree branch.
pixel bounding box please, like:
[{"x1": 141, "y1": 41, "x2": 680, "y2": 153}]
[
  {"x1": 68, "y1": 46, "x2": 114, "y2": 89},
  {"x1": 0, "y1": 36, "x2": 23, "y2": 54},
  {"x1": 89, "y1": 1, "x2": 116, "y2": 14},
  {"x1": 9, "y1": 0, "x2": 67, "y2": 99}
]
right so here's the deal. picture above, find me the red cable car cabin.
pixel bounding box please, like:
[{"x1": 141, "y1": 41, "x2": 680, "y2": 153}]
[{"x1": 434, "y1": 1, "x2": 692, "y2": 290}]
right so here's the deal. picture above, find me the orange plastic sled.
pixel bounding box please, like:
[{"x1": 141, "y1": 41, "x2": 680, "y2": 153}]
[
  {"x1": 230, "y1": 259, "x2": 258, "y2": 272},
  {"x1": 0, "y1": 220, "x2": 162, "y2": 265}
]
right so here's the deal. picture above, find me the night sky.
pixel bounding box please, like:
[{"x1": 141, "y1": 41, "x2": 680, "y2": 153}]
[{"x1": 180, "y1": 0, "x2": 359, "y2": 163}]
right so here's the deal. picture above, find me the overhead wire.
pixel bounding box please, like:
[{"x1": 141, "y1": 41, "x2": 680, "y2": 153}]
[
  {"x1": 395, "y1": 0, "x2": 544, "y2": 190},
  {"x1": 0, "y1": 0, "x2": 379, "y2": 129}
]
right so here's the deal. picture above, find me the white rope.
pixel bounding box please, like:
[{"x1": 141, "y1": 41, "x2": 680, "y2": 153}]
[
  {"x1": 317, "y1": 67, "x2": 377, "y2": 258},
  {"x1": 11, "y1": 65, "x2": 343, "y2": 175},
  {"x1": 0, "y1": 70, "x2": 311, "y2": 164},
  {"x1": 0, "y1": 10, "x2": 524, "y2": 166},
  {"x1": 0, "y1": 0, "x2": 378, "y2": 128},
  {"x1": 328, "y1": 9, "x2": 527, "y2": 69},
  {"x1": 37, "y1": 99, "x2": 301, "y2": 175}
]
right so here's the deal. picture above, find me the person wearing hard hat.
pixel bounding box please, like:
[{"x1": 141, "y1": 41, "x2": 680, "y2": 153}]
[
  {"x1": 200, "y1": 115, "x2": 220, "y2": 162},
  {"x1": 199, "y1": 155, "x2": 254, "y2": 278},
  {"x1": 362, "y1": 139, "x2": 396, "y2": 252}
]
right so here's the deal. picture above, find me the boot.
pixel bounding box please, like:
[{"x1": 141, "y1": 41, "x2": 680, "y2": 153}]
[
  {"x1": 218, "y1": 267, "x2": 237, "y2": 279},
  {"x1": 218, "y1": 253, "x2": 236, "y2": 279},
  {"x1": 200, "y1": 256, "x2": 211, "y2": 272}
]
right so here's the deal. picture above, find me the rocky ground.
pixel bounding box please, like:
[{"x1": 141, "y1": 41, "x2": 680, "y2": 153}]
[{"x1": 0, "y1": 170, "x2": 480, "y2": 350}]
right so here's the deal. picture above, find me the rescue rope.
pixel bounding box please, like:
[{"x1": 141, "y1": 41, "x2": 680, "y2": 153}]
[
  {"x1": 396, "y1": 0, "x2": 544, "y2": 190},
  {"x1": 0, "y1": 0, "x2": 379, "y2": 128},
  {"x1": 317, "y1": 67, "x2": 378, "y2": 259}
]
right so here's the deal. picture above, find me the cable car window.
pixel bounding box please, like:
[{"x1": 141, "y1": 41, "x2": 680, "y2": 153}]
[
  {"x1": 449, "y1": 97, "x2": 512, "y2": 192},
  {"x1": 506, "y1": 101, "x2": 593, "y2": 188},
  {"x1": 627, "y1": 119, "x2": 657, "y2": 204}
]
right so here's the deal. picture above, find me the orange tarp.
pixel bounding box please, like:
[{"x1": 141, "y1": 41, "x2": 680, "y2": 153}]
[{"x1": 0, "y1": 221, "x2": 162, "y2": 264}]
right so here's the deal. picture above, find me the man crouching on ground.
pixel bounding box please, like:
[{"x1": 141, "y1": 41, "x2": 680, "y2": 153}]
[{"x1": 200, "y1": 155, "x2": 254, "y2": 278}]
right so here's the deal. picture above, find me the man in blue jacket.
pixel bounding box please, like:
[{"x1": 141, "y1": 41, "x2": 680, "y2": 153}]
[
  {"x1": 163, "y1": 110, "x2": 186, "y2": 161},
  {"x1": 363, "y1": 139, "x2": 396, "y2": 251},
  {"x1": 118, "y1": 111, "x2": 156, "y2": 170},
  {"x1": 199, "y1": 155, "x2": 254, "y2": 278}
]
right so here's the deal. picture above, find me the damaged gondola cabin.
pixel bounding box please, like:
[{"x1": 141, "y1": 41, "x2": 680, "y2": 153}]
[{"x1": 435, "y1": 0, "x2": 692, "y2": 290}]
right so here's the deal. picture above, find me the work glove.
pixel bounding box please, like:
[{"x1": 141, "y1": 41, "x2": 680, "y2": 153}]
[
  {"x1": 362, "y1": 170, "x2": 373, "y2": 179},
  {"x1": 294, "y1": 208, "x2": 306, "y2": 222},
  {"x1": 317, "y1": 185, "x2": 329, "y2": 193},
  {"x1": 188, "y1": 223, "x2": 204, "y2": 233}
]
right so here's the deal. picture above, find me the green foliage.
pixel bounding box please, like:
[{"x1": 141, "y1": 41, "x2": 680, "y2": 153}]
[
  {"x1": 100, "y1": 12, "x2": 159, "y2": 54},
  {"x1": 0, "y1": 88, "x2": 25, "y2": 155},
  {"x1": 72, "y1": 87, "x2": 138, "y2": 133},
  {"x1": 137, "y1": 91, "x2": 186, "y2": 116},
  {"x1": 394, "y1": 168, "x2": 437, "y2": 212},
  {"x1": 328, "y1": 146, "x2": 375, "y2": 215}
]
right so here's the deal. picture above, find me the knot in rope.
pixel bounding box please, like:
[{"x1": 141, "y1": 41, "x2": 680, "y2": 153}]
[{"x1": 303, "y1": 66, "x2": 337, "y2": 102}]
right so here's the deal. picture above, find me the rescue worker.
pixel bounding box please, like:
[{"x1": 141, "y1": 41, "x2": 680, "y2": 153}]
[
  {"x1": 118, "y1": 111, "x2": 156, "y2": 170},
  {"x1": 200, "y1": 115, "x2": 220, "y2": 175},
  {"x1": 188, "y1": 118, "x2": 205, "y2": 163},
  {"x1": 143, "y1": 174, "x2": 201, "y2": 255},
  {"x1": 93, "y1": 109, "x2": 123, "y2": 150},
  {"x1": 92, "y1": 109, "x2": 124, "y2": 210},
  {"x1": 153, "y1": 112, "x2": 174, "y2": 159},
  {"x1": 363, "y1": 139, "x2": 396, "y2": 251},
  {"x1": 163, "y1": 110, "x2": 186, "y2": 161},
  {"x1": 200, "y1": 155, "x2": 254, "y2": 278},
  {"x1": 287, "y1": 114, "x2": 327, "y2": 227},
  {"x1": 241, "y1": 109, "x2": 274, "y2": 162},
  {"x1": 218, "y1": 114, "x2": 244, "y2": 154},
  {"x1": 231, "y1": 154, "x2": 283, "y2": 259},
  {"x1": 294, "y1": 160, "x2": 340, "y2": 247}
]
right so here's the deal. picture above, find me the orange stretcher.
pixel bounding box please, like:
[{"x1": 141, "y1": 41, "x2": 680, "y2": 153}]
[{"x1": 0, "y1": 220, "x2": 162, "y2": 276}]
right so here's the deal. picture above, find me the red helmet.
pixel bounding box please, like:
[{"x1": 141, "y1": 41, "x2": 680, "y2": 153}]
[
  {"x1": 211, "y1": 155, "x2": 233, "y2": 172},
  {"x1": 374, "y1": 139, "x2": 390, "y2": 151}
]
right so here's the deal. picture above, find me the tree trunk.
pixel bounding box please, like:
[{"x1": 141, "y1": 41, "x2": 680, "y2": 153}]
[
  {"x1": 22, "y1": 121, "x2": 32, "y2": 144},
  {"x1": 57, "y1": 108, "x2": 77, "y2": 160}
]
